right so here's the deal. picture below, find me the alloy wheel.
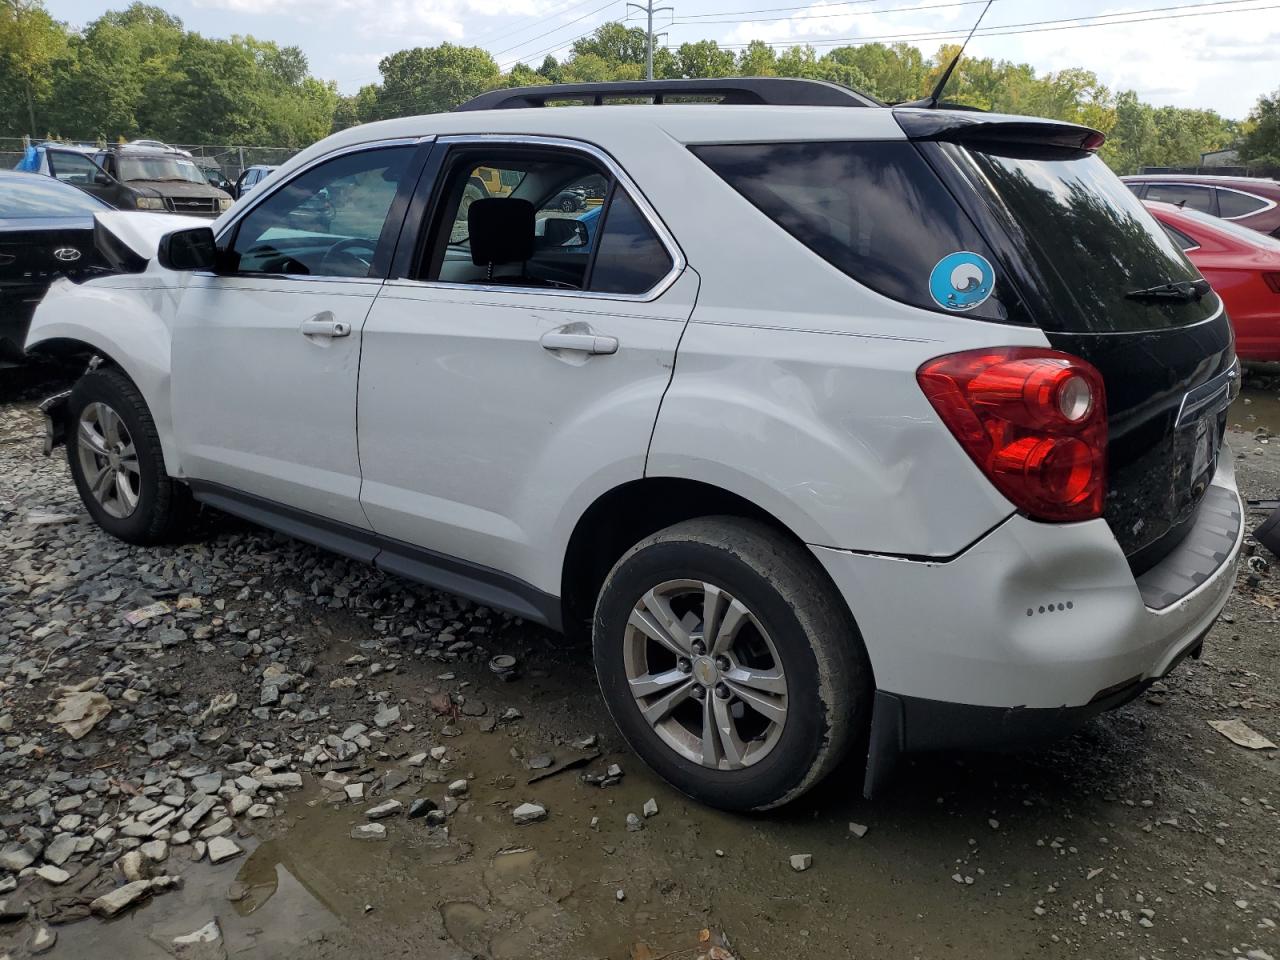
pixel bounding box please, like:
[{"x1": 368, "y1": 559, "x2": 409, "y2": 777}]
[
  {"x1": 622, "y1": 579, "x2": 789, "y2": 770},
  {"x1": 77, "y1": 401, "x2": 141, "y2": 519}
]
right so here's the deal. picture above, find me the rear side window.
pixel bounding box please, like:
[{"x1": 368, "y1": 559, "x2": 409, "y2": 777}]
[
  {"x1": 591, "y1": 191, "x2": 673, "y2": 294},
  {"x1": 1145, "y1": 183, "x2": 1215, "y2": 214},
  {"x1": 1217, "y1": 189, "x2": 1270, "y2": 219},
  {"x1": 692, "y1": 140, "x2": 1018, "y2": 322},
  {"x1": 1161, "y1": 222, "x2": 1199, "y2": 252}
]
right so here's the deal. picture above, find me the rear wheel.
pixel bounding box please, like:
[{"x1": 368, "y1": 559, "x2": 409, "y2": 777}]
[
  {"x1": 67, "y1": 367, "x2": 193, "y2": 544},
  {"x1": 593, "y1": 517, "x2": 871, "y2": 811}
]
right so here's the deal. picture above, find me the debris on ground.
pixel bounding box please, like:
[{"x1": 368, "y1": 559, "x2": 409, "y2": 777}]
[{"x1": 1208, "y1": 718, "x2": 1277, "y2": 750}]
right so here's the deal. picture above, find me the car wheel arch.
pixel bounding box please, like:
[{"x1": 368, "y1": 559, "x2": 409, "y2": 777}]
[{"x1": 558, "y1": 477, "x2": 868, "y2": 664}]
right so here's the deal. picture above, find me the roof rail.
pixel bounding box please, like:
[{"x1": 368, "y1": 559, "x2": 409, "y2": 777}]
[{"x1": 455, "y1": 77, "x2": 883, "y2": 112}]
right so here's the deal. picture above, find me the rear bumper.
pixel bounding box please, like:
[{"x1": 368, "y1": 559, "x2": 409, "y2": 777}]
[{"x1": 811, "y1": 450, "x2": 1242, "y2": 784}]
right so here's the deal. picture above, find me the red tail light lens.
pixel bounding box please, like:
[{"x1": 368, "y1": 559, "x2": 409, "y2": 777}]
[
  {"x1": 1263, "y1": 272, "x2": 1280, "y2": 294},
  {"x1": 917, "y1": 348, "x2": 1107, "y2": 522}
]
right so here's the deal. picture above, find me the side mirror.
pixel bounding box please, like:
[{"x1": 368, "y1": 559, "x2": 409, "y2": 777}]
[
  {"x1": 539, "y1": 217, "x2": 589, "y2": 248},
  {"x1": 93, "y1": 172, "x2": 113, "y2": 186},
  {"x1": 157, "y1": 227, "x2": 217, "y2": 271}
]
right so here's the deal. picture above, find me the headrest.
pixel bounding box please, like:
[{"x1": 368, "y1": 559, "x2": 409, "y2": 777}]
[{"x1": 469, "y1": 197, "x2": 534, "y2": 266}]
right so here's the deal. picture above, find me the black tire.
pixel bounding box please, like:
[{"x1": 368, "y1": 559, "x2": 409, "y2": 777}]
[
  {"x1": 560, "y1": 197, "x2": 577, "y2": 212},
  {"x1": 593, "y1": 517, "x2": 872, "y2": 811},
  {"x1": 66, "y1": 367, "x2": 194, "y2": 544}
]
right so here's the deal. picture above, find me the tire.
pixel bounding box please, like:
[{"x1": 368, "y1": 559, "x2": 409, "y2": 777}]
[
  {"x1": 66, "y1": 367, "x2": 194, "y2": 544},
  {"x1": 560, "y1": 197, "x2": 577, "y2": 212},
  {"x1": 593, "y1": 517, "x2": 871, "y2": 811}
]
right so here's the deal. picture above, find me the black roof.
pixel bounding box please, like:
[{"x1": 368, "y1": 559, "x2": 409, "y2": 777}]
[{"x1": 456, "y1": 77, "x2": 883, "y2": 111}]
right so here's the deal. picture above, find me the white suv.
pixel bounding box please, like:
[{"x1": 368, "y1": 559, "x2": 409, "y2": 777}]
[{"x1": 27, "y1": 79, "x2": 1244, "y2": 811}]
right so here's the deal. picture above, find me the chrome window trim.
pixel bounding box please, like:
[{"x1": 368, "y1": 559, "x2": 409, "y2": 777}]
[
  {"x1": 394, "y1": 133, "x2": 686, "y2": 304},
  {"x1": 1214, "y1": 185, "x2": 1278, "y2": 220},
  {"x1": 202, "y1": 136, "x2": 433, "y2": 284}
]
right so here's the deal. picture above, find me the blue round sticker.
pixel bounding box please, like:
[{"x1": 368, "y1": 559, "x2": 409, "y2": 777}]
[{"x1": 929, "y1": 252, "x2": 995, "y2": 312}]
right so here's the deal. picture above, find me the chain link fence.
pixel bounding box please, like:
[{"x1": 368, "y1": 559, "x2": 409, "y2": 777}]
[{"x1": 0, "y1": 137, "x2": 301, "y2": 181}]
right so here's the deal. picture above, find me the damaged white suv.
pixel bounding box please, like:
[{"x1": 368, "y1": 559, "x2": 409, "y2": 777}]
[{"x1": 28, "y1": 79, "x2": 1243, "y2": 810}]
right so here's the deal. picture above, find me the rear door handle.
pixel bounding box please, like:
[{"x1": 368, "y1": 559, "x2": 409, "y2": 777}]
[
  {"x1": 539, "y1": 331, "x2": 618, "y2": 355},
  {"x1": 301, "y1": 313, "x2": 351, "y2": 338}
]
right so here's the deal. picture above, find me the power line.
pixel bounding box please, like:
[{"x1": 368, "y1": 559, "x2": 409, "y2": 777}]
[
  {"x1": 667, "y1": 0, "x2": 1274, "y2": 49},
  {"x1": 469, "y1": 0, "x2": 619, "y2": 49},
  {"x1": 492, "y1": 0, "x2": 622, "y2": 58},
  {"x1": 497, "y1": 18, "x2": 620, "y2": 67},
  {"x1": 672, "y1": 0, "x2": 989, "y2": 26},
  {"x1": 672, "y1": 0, "x2": 984, "y2": 19}
]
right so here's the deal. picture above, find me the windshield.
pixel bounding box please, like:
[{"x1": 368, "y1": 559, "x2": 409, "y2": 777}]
[
  {"x1": 1179, "y1": 205, "x2": 1280, "y2": 251},
  {"x1": 118, "y1": 156, "x2": 206, "y2": 184},
  {"x1": 0, "y1": 175, "x2": 111, "y2": 217},
  {"x1": 951, "y1": 144, "x2": 1217, "y2": 333}
]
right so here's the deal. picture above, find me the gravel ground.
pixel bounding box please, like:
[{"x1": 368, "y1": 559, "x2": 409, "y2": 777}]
[{"x1": 1, "y1": 366, "x2": 1278, "y2": 960}]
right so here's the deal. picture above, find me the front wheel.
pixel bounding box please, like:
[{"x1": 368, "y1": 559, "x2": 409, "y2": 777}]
[
  {"x1": 66, "y1": 367, "x2": 193, "y2": 544},
  {"x1": 593, "y1": 517, "x2": 871, "y2": 811}
]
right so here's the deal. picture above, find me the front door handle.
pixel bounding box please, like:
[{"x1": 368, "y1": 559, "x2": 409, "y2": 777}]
[
  {"x1": 301, "y1": 313, "x2": 351, "y2": 338},
  {"x1": 539, "y1": 330, "x2": 618, "y2": 355}
]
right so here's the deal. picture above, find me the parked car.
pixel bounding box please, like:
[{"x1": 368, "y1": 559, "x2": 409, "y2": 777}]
[
  {"x1": 550, "y1": 185, "x2": 587, "y2": 211},
  {"x1": 1145, "y1": 199, "x2": 1280, "y2": 361},
  {"x1": 235, "y1": 164, "x2": 277, "y2": 199},
  {"x1": 17, "y1": 141, "x2": 232, "y2": 217},
  {"x1": 1123, "y1": 174, "x2": 1280, "y2": 238},
  {"x1": 0, "y1": 171, "x2": 114, "y2": 365},
  {"x1": 26, "y1": 78, "x2": 1243, "y2": 811},
  {"x1": 89, "y1": 143, "x2": 233, "y2": 217}
]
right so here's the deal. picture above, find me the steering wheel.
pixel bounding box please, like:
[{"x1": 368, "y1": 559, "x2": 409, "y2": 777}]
[{"x1": 318, "y1": 237, "x2": 377, "y2": 277}]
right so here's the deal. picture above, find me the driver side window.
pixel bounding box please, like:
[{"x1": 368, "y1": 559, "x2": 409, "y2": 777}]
[{"x1": 228, "y1": 146, "x2": 413, "y2": 279}]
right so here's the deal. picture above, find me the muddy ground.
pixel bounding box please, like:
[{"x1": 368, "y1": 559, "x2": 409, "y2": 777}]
[{"x1": 1, "y1": 364, "x2": 1278, "y2": 960}]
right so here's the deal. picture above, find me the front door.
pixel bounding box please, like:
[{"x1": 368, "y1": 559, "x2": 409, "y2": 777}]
[
  {"x1": 357, "y1": 138, "x2": 693, "y2": 600},
  {"x1": 171, "y1": 142, "x2": 422, "y2": 529},
  {"x1": 45, "y1": 150, "x2": 123, "y2": 207}
]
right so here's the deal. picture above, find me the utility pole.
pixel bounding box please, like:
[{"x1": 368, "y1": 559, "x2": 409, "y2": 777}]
[{"x1": 626, "y1": 0, "x2": 672, "y2": 80}]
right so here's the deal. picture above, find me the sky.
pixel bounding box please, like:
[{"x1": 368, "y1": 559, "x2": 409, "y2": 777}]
[{"x1": 39, "y1": 0, "x2": 1280, "y2": 118}]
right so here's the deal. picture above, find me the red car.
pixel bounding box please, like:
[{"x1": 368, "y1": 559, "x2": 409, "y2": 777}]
[{"x1": 1145, "y1": 200, "x2": 1280, "y2": 361}]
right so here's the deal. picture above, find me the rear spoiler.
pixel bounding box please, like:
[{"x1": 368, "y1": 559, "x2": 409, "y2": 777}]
[{"x1": 893, "y1": 107, "x2": 1105, "y2": 152}]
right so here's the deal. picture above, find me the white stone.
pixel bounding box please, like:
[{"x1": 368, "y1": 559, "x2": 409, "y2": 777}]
[
  {"x1": 512, "y1": 802, "x2": 547, "y2": 824},
  {"x1": 206, "y1": 837, "x2": 242, "y2": 864},
  {"x1": 790, "y1": 853, "x2": 813, "y2": 872}
]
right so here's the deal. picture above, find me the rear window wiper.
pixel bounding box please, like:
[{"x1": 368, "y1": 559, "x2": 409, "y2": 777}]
[{"x1": 1125, "y1": 278, "x2": 1211, "y2": 303}]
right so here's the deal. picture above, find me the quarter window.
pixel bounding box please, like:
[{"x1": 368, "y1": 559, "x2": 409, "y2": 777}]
[
  {"x1": 1145, "y1": 184, "x2": 1215, "y2": 214},
  {"x1": 590, "y1": 191, "x2": 673, "y2": 294},
  {"x1": 1217, "y1": 189, "x2": 1270, "y2": 219},
  {"x1": 229, "y1": 146, "x2": 413, "y2": 278},
  {"x1": 693, "y1": 140, "x2": 1016, "y2": 321}
]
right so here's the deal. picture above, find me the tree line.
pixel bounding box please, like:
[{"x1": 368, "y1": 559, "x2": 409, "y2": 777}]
[{"x1": 3, "y1": 0, "x2": 1278, "y2": 173}]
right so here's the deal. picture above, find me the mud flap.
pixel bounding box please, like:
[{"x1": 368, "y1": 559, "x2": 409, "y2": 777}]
[
  {"x1": 862, "y1": 691, "x2": 905, "y2": 799},
  {"x1": 39, "y1": 390, "x2": 71, "y2": 456}
]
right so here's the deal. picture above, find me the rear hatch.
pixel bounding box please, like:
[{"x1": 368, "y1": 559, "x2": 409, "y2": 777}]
[
  {"x1": 899, "y1": 110, "x2": 1236, "y2": 571},
  {"x1": 0, "y1": 218, "x2": 105, "y2": 291}
]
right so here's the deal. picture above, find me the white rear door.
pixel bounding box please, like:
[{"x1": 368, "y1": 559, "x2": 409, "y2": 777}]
[{"x1": 357, "y1": 138, "x2": 693, "y2": 603}]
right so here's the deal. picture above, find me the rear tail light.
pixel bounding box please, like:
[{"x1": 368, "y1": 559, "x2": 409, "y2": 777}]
[
  {"x1": 917, "y1": 348, "x2": 1107, "y2": 522},
  {"x1": 1263, "y1": 272, "x2": 1280, "y2": 294}
]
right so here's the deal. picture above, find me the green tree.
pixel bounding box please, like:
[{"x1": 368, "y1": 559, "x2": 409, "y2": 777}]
[
  {"x1": 0, "y1": 0, "x2": 67, "y2": 133},
  {"x1": 570, "y1": 22, "x2": 648, "y2": 67},
  {"x1": 1239, "y1": 88, "x2": 1280, "y2": 168},
  {"x1": 673, "y1": 39, "x2": 734, "y2": 79},
  {"x1": 372, "y1": 43, "x2": 499, "y2": 118},
  {"x1": 735, "y1": 40, "x2": 776, "y2": 76}
]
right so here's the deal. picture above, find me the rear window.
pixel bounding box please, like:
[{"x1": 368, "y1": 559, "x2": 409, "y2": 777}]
[
  {"x1": 0, "y1": 175, "x2": 111, "y2": 218},
  {"x1": 691, "y1": 140, "x2": 1021, "y2": 323},
  {"x1": 1218, "y1": 189, "x2": 1271, "y2": 219},
  {"x1": 948, "y1": 144, "x2": 1219, "y2": 333}
]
